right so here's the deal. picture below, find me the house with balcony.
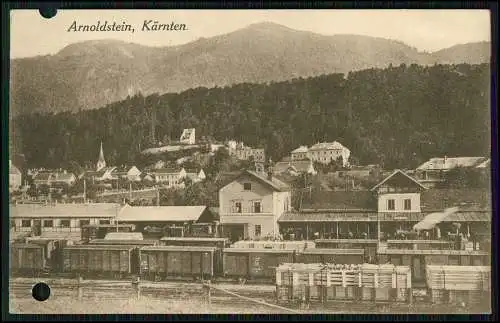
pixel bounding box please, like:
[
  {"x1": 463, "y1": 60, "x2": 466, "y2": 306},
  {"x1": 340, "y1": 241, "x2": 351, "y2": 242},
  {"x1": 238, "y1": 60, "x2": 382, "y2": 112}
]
[
  {"x1": 218, "y1": 169, "x2": 291, "y2": 242},
  {"x1": 414, "y1": 156, "x2": 490, "y2": 188}
]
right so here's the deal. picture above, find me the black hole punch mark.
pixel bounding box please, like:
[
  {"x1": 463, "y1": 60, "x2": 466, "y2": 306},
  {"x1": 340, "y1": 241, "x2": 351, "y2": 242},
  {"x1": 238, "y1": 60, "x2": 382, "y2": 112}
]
[
  {"x1": 39, "y1": 8, "x2": 58, "y2": 19},
  {"x1": 32, "y1": 282, "x2": 51, "y2": 301}
]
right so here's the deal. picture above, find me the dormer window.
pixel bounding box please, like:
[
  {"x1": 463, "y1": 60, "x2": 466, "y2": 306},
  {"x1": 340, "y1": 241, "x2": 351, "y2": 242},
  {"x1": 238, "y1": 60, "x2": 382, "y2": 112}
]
[
  {"x1": 243, "y1": 183, "x2": 252, "y2": 191},
  {"x1": 387, "y1": 199, "x2": 395, "y2": 210}
]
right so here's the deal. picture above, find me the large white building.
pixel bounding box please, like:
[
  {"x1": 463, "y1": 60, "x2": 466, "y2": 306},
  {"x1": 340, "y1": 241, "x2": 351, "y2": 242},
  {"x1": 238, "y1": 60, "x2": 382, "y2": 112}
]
[{"x1": 290, "y1": 141, "x2": 351, "y2": 167}]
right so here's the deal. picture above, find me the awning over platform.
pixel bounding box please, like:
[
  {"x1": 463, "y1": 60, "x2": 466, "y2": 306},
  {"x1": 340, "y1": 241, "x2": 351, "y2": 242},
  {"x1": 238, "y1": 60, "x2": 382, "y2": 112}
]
[{"x1": 413, "y1": 207, "x2": 459, "y2": 231}]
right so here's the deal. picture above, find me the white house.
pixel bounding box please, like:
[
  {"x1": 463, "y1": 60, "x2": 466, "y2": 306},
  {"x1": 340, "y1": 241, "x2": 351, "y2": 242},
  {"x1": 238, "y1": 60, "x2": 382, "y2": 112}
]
[
  {"x1": 185, "y1": 168, "x2": 207, "y2": 183},
  {"x1": 308, "y1": 141, "x2": 351, "y2": 167},
  {"x1": 151, "y1": 167, "x2": 187, "y2": 189},
  {"x1": 218, "y1": 170, "x2": 291, "y2": 241},
  {"x1": 290, "y1": 146, "x2": 309, "y2": 161},
  {"x1": 180, "y1": 128, "x2": 196, "y2": 145}
]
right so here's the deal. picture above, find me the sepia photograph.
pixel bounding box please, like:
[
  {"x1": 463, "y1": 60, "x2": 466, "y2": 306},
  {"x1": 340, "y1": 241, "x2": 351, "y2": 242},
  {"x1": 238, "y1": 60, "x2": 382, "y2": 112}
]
[{"x1": 7, "y1": 9, "x2": 493, "y2": 315}]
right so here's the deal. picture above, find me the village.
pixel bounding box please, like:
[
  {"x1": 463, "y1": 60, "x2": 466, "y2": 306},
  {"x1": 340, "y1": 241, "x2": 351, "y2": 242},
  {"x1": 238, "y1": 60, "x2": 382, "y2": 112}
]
[{"x1": 9, "y1": 123, "x2": 492, "y2": 311}]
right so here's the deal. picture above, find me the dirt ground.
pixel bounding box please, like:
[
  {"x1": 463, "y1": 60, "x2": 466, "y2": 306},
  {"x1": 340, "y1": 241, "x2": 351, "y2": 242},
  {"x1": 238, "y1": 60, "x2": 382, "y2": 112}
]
[{"x1": 10, "y1": 297, "x2": 288, "y2": 314}]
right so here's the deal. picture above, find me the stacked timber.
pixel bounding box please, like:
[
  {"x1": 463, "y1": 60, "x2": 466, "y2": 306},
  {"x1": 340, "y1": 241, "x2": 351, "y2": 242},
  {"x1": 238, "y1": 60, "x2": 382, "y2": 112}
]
[
  {"x1": 231, "y1": 240, "x2": 315, "y2": 251},
  {"x1": 426, "y1": 265, "x2": 491, "y2": 305},
  {"x1": 275, "y1": 263, "x2": 412, "y2": 303}
]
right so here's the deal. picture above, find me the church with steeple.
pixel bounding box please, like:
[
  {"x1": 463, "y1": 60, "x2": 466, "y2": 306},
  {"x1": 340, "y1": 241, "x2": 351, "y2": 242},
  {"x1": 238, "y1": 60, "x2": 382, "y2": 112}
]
[{"x1": 96, "y1": 142, "x2": 106, "y2": 171}]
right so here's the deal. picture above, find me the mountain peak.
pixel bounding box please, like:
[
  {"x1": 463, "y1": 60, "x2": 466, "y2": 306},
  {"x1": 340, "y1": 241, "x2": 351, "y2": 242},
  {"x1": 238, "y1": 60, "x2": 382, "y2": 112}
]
[{"x1": 243, "y1": 21, "x2": 295, "y2": 32}]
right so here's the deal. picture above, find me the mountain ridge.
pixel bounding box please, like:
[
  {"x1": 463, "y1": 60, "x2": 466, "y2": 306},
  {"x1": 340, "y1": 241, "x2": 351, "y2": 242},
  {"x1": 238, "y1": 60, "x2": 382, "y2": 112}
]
[{"x1": 10, "y1": 22, "x2": 491, "y2": 116}]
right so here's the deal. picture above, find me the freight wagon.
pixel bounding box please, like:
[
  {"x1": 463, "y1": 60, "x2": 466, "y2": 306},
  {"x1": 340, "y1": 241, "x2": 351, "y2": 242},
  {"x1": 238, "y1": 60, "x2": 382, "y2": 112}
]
[
  {"x1": 159, "y1": 237, "x2": 229, "y2": 273},
  {"x1": 297, "y1": 248, "x2": 365, "y2": 265},
  {"x1": 81, "y1": 224, "x2": 136, "y2": 243},
  {"x1": 62, "y1": 245, "x2": 137, "y2": 279},
  {"x1": 139, "y1": 246, "x2": 218, "y2": 281},
  {"x1": 10, "y1": 243, "x2": 47, "y2": 276},
  {"x1": 24, "y1": 237, "x2": 69, "y2": 271},
  {"x1": 386, "y1": 240, "x2": 455, "y2": 250},
  {"x1": 377, "y1": 248, "x2": 490, "y2": 284},
  {"x1": 314, "y1": 239, "x2": 378, "y2": 262},
  {"x1": 223, "y1": 248, "x2": 295, "y2": 282}
]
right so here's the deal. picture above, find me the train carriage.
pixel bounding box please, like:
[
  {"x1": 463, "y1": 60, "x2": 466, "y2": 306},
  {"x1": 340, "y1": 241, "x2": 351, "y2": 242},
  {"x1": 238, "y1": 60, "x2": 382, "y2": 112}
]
[
  {"x1": 139, "y1": 246, "x2": 217, "y2": 281},
  {"x1": 223, "y1": 248, "x2": 295, "y2": 282},
  {"x1": 62, "y1": 245, "x2": 136, "y2": 279},
  {"x1": 10, "y1": 243, "x2": 47, "y2": 276}
]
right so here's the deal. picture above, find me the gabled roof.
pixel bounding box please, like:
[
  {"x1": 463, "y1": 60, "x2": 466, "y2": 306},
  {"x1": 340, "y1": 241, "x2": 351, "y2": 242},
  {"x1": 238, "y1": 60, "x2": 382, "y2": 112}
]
[
  {"x1": 117, "y1": 204, "x2": 209, "y2": 222},
  {"x1": 300, "y1": 190, "x2": 377, "y2": 211},
  {"x1": 371, "y1": 169, "x2": 427, "y2": 191},
  {"x1": 291, "y1": 146, "x2": 309, "y2": 154},
  {"x1": 243, "y1": 170, "x2": 290, "y2": 192},
  {"x1": 421, "y1": 188, "x2": 491, "y2": 211},
  {"x1": 33, "y1": 173, "x2": 53, "y2": 181},
  {"x1": 152, "y1": 167, "x2": 185, "y2": 174},
  {"x1": 53, "y1": 172, "x2": 76, "y2": 182},
  {"x1": 309, "y1": 141, "x2": 347, "y2": 151},
  {"x1": 274, "y1": 160, "x2": 315, "y2": 174},
  {"x1": 416, "y1": 157, "x2": 489, "y2": 170},
  {"x1": 10, "y1": 203, "x2": 121, "y2": 218}
]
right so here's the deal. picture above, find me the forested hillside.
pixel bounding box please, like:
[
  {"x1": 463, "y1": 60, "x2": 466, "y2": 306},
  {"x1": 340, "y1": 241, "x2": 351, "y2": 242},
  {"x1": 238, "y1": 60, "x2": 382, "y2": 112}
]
[
  {"x1": 10, "y1": 63, "x2": 490, "y2": 170},
  {"x1": 10, "y1": 22, "x2": 489, "y2": 115}
]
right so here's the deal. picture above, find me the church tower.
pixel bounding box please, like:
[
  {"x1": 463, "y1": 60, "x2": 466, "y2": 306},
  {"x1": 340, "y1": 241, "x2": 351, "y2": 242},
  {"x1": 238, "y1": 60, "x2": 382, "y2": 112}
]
[{"x1": 96, "y1": 141, "x2": 106, "y2": 171}]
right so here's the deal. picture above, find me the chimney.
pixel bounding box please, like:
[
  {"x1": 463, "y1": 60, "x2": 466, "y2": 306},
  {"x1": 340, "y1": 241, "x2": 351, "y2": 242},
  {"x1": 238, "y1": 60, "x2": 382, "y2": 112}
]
[{"x1": 267, "y1": 158, "x2": 273, "y2": 180}]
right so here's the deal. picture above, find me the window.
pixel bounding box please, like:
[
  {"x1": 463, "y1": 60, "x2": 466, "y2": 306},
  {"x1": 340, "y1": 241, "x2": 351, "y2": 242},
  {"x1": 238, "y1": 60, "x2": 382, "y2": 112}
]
[
  {"x1": 80, "y1": 220, "x2": 90, "y2": 227},
  {"x1": 404, "y1": 199, "x2": 412, "y2": 210},
  {"x1": 253, "y1": 201, "x2": 261, "y2": 213},
  {"x1": 22, "y1": 220, "x2": 31, "y2": 227},
  {"x1": 60, "y1": 220, "x2": 70, "y2": 228},
  {"x1": 100, "y1": 220, "x2": 110, "y2": 225},
  {"x1": 243, "y1": 183, "x2": 252, "y2": 191},
  {"x1": 255, "y1": 225, "x2": 262, "y2": 237},
  {"x1": 43, "y1": 220, "x2": 53, "y2": 227},
  {"x1": 387, "y1": 199, "x2": 395, "y2": 210},
  {"x1": 233, "y1": 202, "x2": 242, "y2": 213}
]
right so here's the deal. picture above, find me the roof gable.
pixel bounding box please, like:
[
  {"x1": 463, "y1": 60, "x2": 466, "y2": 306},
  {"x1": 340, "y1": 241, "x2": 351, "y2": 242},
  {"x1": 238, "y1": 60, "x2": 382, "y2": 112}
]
[{"x1": 371, "y1": 169, "x2": 427, "y2": 192}]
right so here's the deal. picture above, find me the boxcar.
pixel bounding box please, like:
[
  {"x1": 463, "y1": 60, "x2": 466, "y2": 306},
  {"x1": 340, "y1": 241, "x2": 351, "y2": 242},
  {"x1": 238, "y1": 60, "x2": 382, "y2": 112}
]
[
  {"x1": 139, "y1": 246, "x2": 217, "y2": 280},
  {"x1": 25, "y1": 237, "x2": 68, "y2": 271},
  {"x1": 223, "y1": 248, "x2": 295, "y2": 281},
  {"x1": 315, "y1": 239, "x2": 378, "y2": 261},
  {"x1": 10, "y1": 243, "x2": 46, "y2": 275},
  {"x1": 62, "y1": 245, "x2": 136, "y2": 278},
  {"x1": 298, "y1": 248, "x2": 365, "y2": 265}
]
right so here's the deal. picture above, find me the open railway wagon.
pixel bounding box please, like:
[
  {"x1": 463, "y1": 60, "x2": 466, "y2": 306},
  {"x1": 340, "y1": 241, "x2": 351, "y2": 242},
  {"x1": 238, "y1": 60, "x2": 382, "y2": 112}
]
[
  {"x1": 426, "y1": 265, "x2": 491, "y2": 307},
  {"x1": 377, "y1": 248, "x2": 490, "y2": 284},
  {"x1": 81, "y1": 224, "x2": 136, "y2": 243},
  {"x1": 275, "y1": 263, "x2": 412, "y2": 305},
  {"x1": 231, "y1": 240, "x2": 315, "y2": 251},
  {"x1": 297, "y1": 248, "x2": 365, "y2": 265},
  {"x1": 222, "y1": 248, "x2": 295, "y2": 283},
  {"x1": 61, "y1": 245, "x2": 137, "y2": 279},
  {"x1": 10, "y1": 243, "x2": 47, "y2": 277},
  {"x1": 386, "y1": 240, "x2": 455, "y2": 251},
  {"x1": 315, "y1": 239, "x2": 378, "y2": 262},
  {"x1": 139, "y1": 246, "x2": 218, "y2": 281}
]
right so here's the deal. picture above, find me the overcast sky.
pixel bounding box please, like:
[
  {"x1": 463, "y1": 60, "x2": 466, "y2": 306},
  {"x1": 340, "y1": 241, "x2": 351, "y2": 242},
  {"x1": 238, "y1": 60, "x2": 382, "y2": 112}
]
[{"x1": 10, "y1": 9, "x2": 491, "y2": 59}]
